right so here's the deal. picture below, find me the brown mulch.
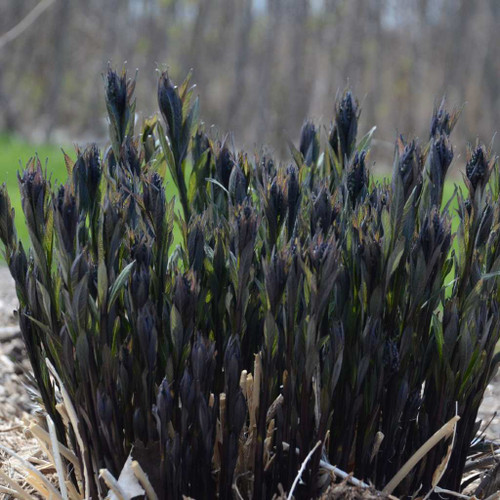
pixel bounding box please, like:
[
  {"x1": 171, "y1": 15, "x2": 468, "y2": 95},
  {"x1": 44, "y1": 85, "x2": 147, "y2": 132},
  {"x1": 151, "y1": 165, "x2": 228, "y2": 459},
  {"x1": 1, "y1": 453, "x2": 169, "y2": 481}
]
[
  {"x1": 321, "y1": 482, "x2": 393, "y2": 499},
  {"x1": 0, "y1": 268, "x2": 35, "y2": 421}
]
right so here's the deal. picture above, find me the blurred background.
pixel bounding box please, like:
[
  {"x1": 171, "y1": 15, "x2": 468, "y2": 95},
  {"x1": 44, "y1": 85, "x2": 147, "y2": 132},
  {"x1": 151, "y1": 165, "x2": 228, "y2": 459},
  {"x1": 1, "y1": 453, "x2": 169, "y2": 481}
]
[{"x1": 0, "y1": 0, "x2": 499, "y2": 170}]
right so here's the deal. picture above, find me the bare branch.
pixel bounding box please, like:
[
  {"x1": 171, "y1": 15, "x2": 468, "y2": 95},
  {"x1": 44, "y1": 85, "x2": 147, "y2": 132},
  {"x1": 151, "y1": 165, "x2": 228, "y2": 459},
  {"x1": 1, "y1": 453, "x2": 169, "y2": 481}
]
[{"x1": 0, "y1": 0, "x2": 56, "y2": 51}]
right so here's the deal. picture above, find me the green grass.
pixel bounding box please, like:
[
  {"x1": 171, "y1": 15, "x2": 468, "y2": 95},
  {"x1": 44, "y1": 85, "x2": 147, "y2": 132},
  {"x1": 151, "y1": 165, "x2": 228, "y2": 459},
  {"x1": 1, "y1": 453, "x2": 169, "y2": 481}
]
[
  {"x1": 0, "y1": 134, "x2": 181, "y2": 254},
  {"x1": 0, "y1": 134, "x2": 463, "y2": 258},
  {"x1": 0, "y1": 134, "x2": 70, "y2": 250}
]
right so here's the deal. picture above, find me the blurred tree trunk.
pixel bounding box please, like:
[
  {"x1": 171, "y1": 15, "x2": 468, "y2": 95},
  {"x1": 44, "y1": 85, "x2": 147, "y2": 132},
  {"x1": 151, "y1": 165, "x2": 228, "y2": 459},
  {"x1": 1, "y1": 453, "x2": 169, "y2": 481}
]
[
  {"x1": 256, "y1": 0, "x2": 283, "y2": 146},
  {"x1": 226, "y1": 0, "x2": 253, "y2": 128},
  {"x1": 363, "y1": 0, "x2": 383, "y2": 132},
  {"x1": 289, "y1": 0, "x2": 311, "y2": 133},
  {"x1": 188, "y1": 0, "x2": 214, "y2": 88},
  {"x1": 463, "y1": 2, "x2": 491, "y2": 139},
  {"x1": 80, "y1": 0, "x2": 119, "y2": 133},
  {"x1": 43, "y1": 0, "x2": 72, "y2": 140},
  {"x1": 341, "y1": 0, "x2": 364, "y2": 91},
  {"x1": 323, "y1": 0, "x2": 343, "y2": 103},
  {"x1": 446, "y1": 0, "x2": 473, "y2": 106}
]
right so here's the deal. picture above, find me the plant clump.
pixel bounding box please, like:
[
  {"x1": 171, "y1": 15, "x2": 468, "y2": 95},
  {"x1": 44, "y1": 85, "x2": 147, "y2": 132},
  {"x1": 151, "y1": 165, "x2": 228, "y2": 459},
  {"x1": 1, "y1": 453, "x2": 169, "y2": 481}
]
[{"x1": 0, "y1": 68, "x2": 499, "y2": 499}]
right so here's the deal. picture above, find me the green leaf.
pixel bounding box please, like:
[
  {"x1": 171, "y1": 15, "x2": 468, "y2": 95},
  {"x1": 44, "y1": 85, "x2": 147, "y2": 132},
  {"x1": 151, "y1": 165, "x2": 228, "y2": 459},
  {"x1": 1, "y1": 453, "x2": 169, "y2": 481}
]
[
  {"x1": 108, "y1": 260, "x2": 136, "y2": 312},
  {"x1": 157, "y1": 122, "x2": 177, "y2": 185},
  {"x1": 288, "y1": 140, "x2": 304, "y2": 169},
  {"x1": 356, "y1": 126, "x2": 376, "y2": 153},
  {"x1": 386, "y1": 239, "x2": 405, "y2": 283},
  {"x1": 36, "y1": 280, "x2": 53, "y2": 330},
  {"x1": 97, "y1": 220, "x2": 108, "y2": 306},
  {"x1": 98, "y1": 260, "x2": 107, "y2": 307},
  {"x1": 432, "y1": 313, "x2": 444, "y2": 359},
  {"x1": 206, "y1": 177, "x2": 229, "y2": 195},
  {"x1": 25, "y1": 314, "x2": 53, "y2": 337},
  {"x1": 480, "y1": 270, "x2": 500, "y2": 281},
  {"x1": 458, "y1": 348, "x2": 481, "y2": 399}
]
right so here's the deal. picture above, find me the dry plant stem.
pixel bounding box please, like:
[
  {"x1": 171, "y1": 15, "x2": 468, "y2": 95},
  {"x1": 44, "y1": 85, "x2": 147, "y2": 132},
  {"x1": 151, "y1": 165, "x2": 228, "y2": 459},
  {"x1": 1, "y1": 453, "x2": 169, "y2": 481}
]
[
  {"x1": 382, "y1": 415, "x2": 460, "y2": 495},
  {"x1": 99, "y1": 469, "x2": 126, "y2": 499},
  {"x1": 131, "y1": 460, "x2": 158, "y2": 500},
  {"x1": 252, "y1": 354, "x2": 261, "y2": 430},
  {"x1": 0, "y1": 486, "x2": 21, "y2": 497},
  {"x1": 26, "y1": 428, "x2": 54, "y2": 468},
  {"x1": 484, "y1": 494, "x2": 500, "y2": 500},
  {"x1": 46, "y1": 358, "x2": 91, "y2": 499},
  {"x1": 475, "y1": 461, "x2": 500, "y2": 499},
  {"x1": 0, "y1": 470, "x2": 34, "y2": 500},
  {"x1": 281, "y1": 441, "x2": 371, "y2": 489},
  {"x1": 28, "y1": 457, "x2": 51, "y2": 467},
  {"x1": 55, "y1": 403, "x2": 71, "y2": 430},
  {"x1": 232, "y1": 471, "x2": 252, "y2": 500},
  {"x1": 461, "y1": 471, "x2": 482, "y2": 491},
  {"x1": 220, "y1": 393, "x2": 226, "y2": 441},
  {"x1": 0, "y1": 443, "x2": 63, "y2": 499},
  {"x1": 318, "y1": 459, "x2": 371, "y2": 489},
  {"x1": 422, "y1": 405, "x2": 459, "y2": 500},
  {"x1": 433, "y1": 486, "x2": 473, "y2": 499},
  {"x1": 65, "y1": 480, "x2": 82, "y2": 500},
  {"x1": 0, "y1": 424, "x2": 23, "y2": 432},
  {"x1": 28, "y1": 421, "x2": 80, "y2": 470},
  {"x1": 464, "y1": 452, "x2": 500, "y2": 472},
  {"x1": 474, "y1": 411, "x2": 497, "y2": 443},
  {"x1": 233, "y1": 483, "x2": 245, "y2": 500},
  {"x1": 266, "y1": 394, "x2": 284, "y2": 423},
  {"x1": 47, "y1": 414, "x2": 69, "y2": 500},
  {"x1": 370, "y1": 432, "x2": 385, "y2": 463},
  {"x1": 287, "y1": 440, "x2": 322, "y2": 500},
  {"x1": 240, "y1": 369, "x2": 248, "y2": 396}
]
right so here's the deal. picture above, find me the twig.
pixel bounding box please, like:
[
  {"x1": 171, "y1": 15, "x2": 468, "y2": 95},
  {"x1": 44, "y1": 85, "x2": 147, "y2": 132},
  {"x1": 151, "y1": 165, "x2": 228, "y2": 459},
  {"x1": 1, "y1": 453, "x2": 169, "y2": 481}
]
[
  {"x1": 47, "y1": 414, "x2": 69, "y2": 500},
  {"x1": 460, "y1": 471, "x2": 482, "y2": 491},
  {"x1": 422, "y1": 404, "x2": 460, "y2": 500},
  {"x1": 28, "y1": 421, "x2": 80, "y2": 470},
  {"x1": 46, "y1": 358, "x2": 92, "y2": 499},
  {"x1": 0, "y1": 486, "x2": 22, "y2": 497},
  {"x1": 251, "y1": 354, "x2": 261, "y2": 430},
  {"x1": 281, "y1": 441, "x2": 370, "y2": 489},
  {"x1": 232, "y1": 471, "x2": 252, "y2": 500},
  {"x1": 131, "y1": 460, "x2": 158, "y2": 500},
  {"x1": 475, "y1": 461, "x2": 500, "y2": 498},
  {"x1": 318, "y1": 459, "x2": 371, "y2": 489},
  {"x1": 0, "y1": 424, "x2": 23, "y2": 432},
  {"x1": 0, "y1": 443, "x2": 63, "y2": 499},
  {"x1": 0, "y1": 0, "x2": 56, "y2": 51},
  {"x1": 233, "y1": 481, "x2": 245, "y2": 500},
  {"x1": 287, "y1": 440, "x2": 322, "y2": 500},
  {"x1": 473, "y1": 411, "x2": 497, "y2": 444},
  {"x1": 433, "y1": 486, "x2": 471, "y2": 499},
  {"x1": 382, "y1": 415, "x2": 460, "y2": 495},
  {"x1": 99, "y1": 469, "x2": 126, "y2": 500},
  {"x1": 0, "y1": 470, "x2": 34, "y2": 500},
  {"x1": 65, "y1": 480, "x2": 82, "y2": 500},
  {"x1": 464, "y1": 451, "x2": 500, "y2": 472}
]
